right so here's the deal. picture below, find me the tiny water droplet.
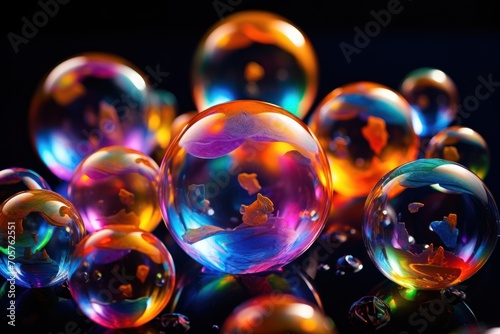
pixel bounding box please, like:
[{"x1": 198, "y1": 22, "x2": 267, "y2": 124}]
[
  {"x1": 92, "y1": 270, "x2": 102, "y2": 281},
  {"x1": 155, "y1": 273, "x2": 165, "y2": 287},
  {"x1": 349, "y1": 295, "x2": 391, "y2": 330},
  {"x1": 317, "y1": 263, "x2": 331, "y2": 272},
  {"x1": 211, "y1": 324, "x2": 220, "y2": 333},
  {"x1": 336, "y1": 254, "x2": 363, "y2": 275},
  {"x1": 78, "y1": 271, "x2": 89, "y2": 283},
  {"x1": 378, "y1": 209, "x2": 391, "y2": 226},
  {"x1": 328, "y1": 231, "x2": 348, "y2": 244},
  {"x1": 159, "y1": 313, "x2": 190, "y2": 332},
  {"x1": 441, "y1": 286, "x2": 467, "y2": 304}
]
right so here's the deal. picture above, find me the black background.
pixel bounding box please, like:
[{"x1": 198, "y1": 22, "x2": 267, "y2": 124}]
[{"x1": 2, "y1": 0, "x2": 500, "y2": 333}]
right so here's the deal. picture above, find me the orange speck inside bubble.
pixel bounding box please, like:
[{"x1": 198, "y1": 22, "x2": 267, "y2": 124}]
[
  {"x1": 361, "y1": 116, "x2": 389, "y2": 155},
  {"x1": 417, "y1": 94, "x2": 430, "y2": 109},
  {"x1": 446, "y1": 213, "x2": 457, "y2": 231},
  {"x1": 443, "y1": 146, "x2": 460, "y2": 162},
  {"x1": 240, "y1": 193, "x2": 274, "y2": 226},
  {"x1": 118, "y1": 188, "x2": 135, "y2": 206},
  {"x1": 331, "y1": 136, "x2": 349, "y2": 158},
  {"x1": 408, "y1": 202, "x2": 424, "y2": 213},
  {"x1": 136, "y1": 264, "x2": 150, "y2": 283},
  {"x1": 237, "y1": 172, "x2": 262, "y2": 195},
  {"x1": 427, "y1": 244, "x2": 446, "y2": 265},
  {"x1": 53, "y1": 74, "x2": 85, "y2": 106},
  {"x1": 244, "y1": 61, "x2": 265, "y2": 82},
  {"x1": 119, "y1": 284, "x2": 133, "y2": 298}
]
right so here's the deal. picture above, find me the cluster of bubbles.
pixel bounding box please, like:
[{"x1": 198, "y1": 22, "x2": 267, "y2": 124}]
[{"x1": 1, "y1": 8, "x2": 499, "y2": 333}]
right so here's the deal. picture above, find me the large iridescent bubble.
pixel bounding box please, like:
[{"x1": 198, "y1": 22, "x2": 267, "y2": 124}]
[
  {"x1": 308, "y1": 81, "x2": 420, "y2": 198},
  {"x1": 191, "y1": 10, "x2": 318, "y2": 119},
  {"x1": 158, "y1": 100, "x2": 333, "y2": 274},
  {"x1": 28, "y1": 52, "x2": 156, "y2": 181},
  {"x1": 399, "y1": 67, "x2": 459, "y2": 138},
  {"x1": 0, "y1": 189, "x2": 86, "y2": 288},
  {"x1": 67, "y1": 225, "x2": 176, "y2": 329},
  {"x1": 363, "y1": 158, "x2": 500, "y2": 290},
  {"x1": 68, "y1": 145, "x2": 162, "y2": 234},
  {"x1": 425, "y1": 125, "x2": 490, "y2": 180}
]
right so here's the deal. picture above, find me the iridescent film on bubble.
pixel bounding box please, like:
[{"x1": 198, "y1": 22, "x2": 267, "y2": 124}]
[
  {"x1": 158, "y1": 100, "x2": 333, "y2": 274},
  {"x1": 363, "y1": 158, "x2": 500, "y2": 290}
]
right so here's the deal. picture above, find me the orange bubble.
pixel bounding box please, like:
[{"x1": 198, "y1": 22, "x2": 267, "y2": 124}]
[{"x1": 192, "y1": 10, "x2": 318, "y2": 119}]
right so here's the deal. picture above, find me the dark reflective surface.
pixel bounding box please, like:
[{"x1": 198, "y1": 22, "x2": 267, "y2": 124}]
[{"x1": 3, "y1": 0, "x2": 500, "y2": 333}]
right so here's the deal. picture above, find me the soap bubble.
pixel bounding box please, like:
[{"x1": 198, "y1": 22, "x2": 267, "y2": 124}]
[
  {"x1": 68, "y1": 145, "x2": 162, "y2": 233},
  {"x1": 0, "y1": 189, "x2": 86, "y2": 288},
  {"x1": 68, "y1": 225, "x2": 176, "y2": 329},
  {"x1": 308, "y1": 81, "x2": 419, "y2": 198},
  {"x1": 425, "y1": 125, "x2": 490, "y2": 180},
  {"x1": 191, "y1": 10, "x2": 318, "y2": 119},
  {"x1": 29, "y1": 52, "x2": 156, "y2": 181},
  {"x1": 158, "y1": 100, "x2": 333, "y2": 274},
  {"x1": 363, "y1": 158, "x2": 500, "y2": 290},
  {"x1": 399, "y1": 67, "x2": 459, "y2": 138}
]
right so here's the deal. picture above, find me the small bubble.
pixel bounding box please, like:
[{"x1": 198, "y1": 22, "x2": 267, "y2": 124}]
[
  {"x1": 336, "y1": 254, "x2": 363, "y2": 275},
  {"x1": 355, "y1": 158, "x2": 365, "y2": 167},
  {"x1": 159, "y1": 313, "x2": 191, "y2": 332},
  {"x1": 328, "y1": 231, "x2": 348, "y2": 244},
  {"x1": 441, "y1": 286, "x2": 467, "y2": 305},
  {"x1": 155, "y1": 273, "x2": 165, "y2": 287},
  {"x1": 348, "y1": 295, "x2": 391, "y2": 330},
  {"x1": 78, "y1": 271, "x2": 89, "y2": 283},
  {"x1": 317, "y1": 263, "x2": 331, "y2": 272},
  {"x1": 92, "y1": 270, "x2": 102, "y2": 281}
]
